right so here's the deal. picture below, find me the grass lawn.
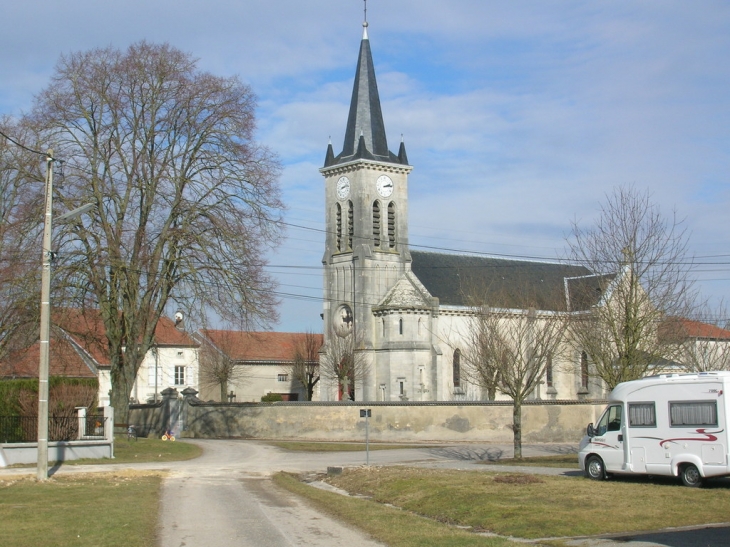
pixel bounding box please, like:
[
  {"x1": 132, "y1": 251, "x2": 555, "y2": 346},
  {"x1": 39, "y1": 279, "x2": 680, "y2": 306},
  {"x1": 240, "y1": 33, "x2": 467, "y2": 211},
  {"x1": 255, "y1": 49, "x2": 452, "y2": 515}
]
[
  {"x1": 273, "y1": 472, "x2": 514, "y2": 547},
  {"x1": 316, "y1": 467, "x2": 730, "y2": 540},
  {"x1": 0, "y1": 471, "x2": 162, "y2": 547},
  {"x1": 480, "y1": 454, "x2": 580, "y2": 468},
  {"x1": 102, "y1": 436, "x2": 202, "y2": 464},
  {"x1": 9, "y1": 437, "x2": 203, "y2": 468},
  {"x1": 267, "y1": 440, "x2": 436, "y2": 452}
]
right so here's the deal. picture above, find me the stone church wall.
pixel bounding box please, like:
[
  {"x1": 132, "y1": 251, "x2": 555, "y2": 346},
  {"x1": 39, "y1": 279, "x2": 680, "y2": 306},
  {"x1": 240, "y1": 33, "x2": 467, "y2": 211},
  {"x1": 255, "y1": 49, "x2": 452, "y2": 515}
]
[{"x1": 174, "y1": 394, "x2": 605, "y2": 444}]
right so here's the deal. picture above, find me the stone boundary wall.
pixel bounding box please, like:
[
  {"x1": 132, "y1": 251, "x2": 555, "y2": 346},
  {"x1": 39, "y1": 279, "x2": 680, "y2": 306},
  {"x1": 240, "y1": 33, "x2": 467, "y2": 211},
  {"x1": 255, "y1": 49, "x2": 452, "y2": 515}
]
[{"x1": 152, "y1": 390, "x2": 607, "y2": 444}]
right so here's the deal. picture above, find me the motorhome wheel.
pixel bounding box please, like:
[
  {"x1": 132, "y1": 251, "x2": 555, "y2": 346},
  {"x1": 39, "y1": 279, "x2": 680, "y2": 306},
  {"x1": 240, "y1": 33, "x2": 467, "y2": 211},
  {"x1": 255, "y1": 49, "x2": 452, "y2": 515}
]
[
  {"x1": 585, "y1": 455, "x2": 606, "y2": 481},
  {"x1": 680, "y1": 464, "x2": 703, "y2": 488}
]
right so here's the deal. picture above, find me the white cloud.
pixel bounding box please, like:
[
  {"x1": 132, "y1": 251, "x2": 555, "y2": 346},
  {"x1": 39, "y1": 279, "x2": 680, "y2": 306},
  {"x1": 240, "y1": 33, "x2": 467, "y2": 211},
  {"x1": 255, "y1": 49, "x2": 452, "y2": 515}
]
[{"x1": 2, "y1": 0, "x2": 729, "y2": 329}]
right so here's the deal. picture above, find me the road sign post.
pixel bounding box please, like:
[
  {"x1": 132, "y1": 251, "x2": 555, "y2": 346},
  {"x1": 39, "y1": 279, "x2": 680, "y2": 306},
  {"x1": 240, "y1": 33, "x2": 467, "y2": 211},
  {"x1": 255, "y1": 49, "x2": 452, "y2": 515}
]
[{"x1": 360, "y1": 408, "x2": 371, "y2": 465}]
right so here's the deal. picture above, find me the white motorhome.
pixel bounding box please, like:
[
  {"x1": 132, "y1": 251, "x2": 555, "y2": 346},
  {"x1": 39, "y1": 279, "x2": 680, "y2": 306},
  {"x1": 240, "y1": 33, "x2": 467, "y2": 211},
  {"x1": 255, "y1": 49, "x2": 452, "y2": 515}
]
[{"x1": 579, "y1": 372, "x2": 730, "y2": 486}]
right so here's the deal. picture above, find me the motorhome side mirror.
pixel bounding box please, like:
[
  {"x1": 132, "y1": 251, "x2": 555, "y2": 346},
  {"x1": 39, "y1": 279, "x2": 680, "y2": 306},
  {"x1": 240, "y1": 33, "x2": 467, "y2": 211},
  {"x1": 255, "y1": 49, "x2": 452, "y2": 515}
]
[{"x1": 587, "y1": 423, "x2": 596, "y2": 437}]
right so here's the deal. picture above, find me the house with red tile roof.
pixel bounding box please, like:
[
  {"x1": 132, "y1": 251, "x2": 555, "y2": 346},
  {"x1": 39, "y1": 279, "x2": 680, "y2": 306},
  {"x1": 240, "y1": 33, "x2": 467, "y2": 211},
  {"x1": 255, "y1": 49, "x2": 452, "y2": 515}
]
[
  {"x1": 660, "y1": 317, "x2": 730, "y2": 372},
  {"x1": 197, "y1": 330, "x2": 323, "y2": 402},
  {"x1": 0, "y1": 308, "x2": 200, "y2": 406}
]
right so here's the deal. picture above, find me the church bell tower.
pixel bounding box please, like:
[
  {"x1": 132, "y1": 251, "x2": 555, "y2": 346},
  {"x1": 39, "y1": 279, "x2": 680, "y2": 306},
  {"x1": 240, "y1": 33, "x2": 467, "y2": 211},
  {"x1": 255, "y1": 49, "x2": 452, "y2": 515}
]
[{"x1": 320, "y1": 19, "x2": 413, "y2": 400}]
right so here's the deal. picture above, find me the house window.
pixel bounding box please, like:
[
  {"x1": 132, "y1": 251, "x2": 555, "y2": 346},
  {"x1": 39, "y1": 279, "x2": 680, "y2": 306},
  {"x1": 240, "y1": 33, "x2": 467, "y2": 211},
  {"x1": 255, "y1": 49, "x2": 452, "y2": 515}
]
[
  {"x1": 372, "y1": 201, "x2": 381, "y2": 248},
  {"x1": 278, "y1": 373, "x2": 288, "y2": 382},
  {"x1": 388, "y1": 202, "x2": 396, "y2": 249},
  {"x1": 670, "y1": 401, "x2": 717, "y2": 427},
  {"x1": 148, "y1": 366, "x2": 161, "y2": 386},
  {"x1": 174, "y1": 366, "x2": 185, "y2": 386},
  {"x1": 580, "y1": 351, "x2": 589, "y2": 389},
  {"x1": 336, "y1": 203, "x2": 342, "y2": 251},
  {"x1": 453, "y1": 349, "x2": 461, "y2": 388},
  {"x1": 399, "y1": 317, "x2": 403, "y2": 335}
]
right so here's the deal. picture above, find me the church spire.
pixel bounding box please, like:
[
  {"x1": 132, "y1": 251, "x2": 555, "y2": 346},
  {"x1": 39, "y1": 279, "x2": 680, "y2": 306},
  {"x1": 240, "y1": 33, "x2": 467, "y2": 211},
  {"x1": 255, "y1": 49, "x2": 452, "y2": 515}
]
[{"x1": 328, "y1": 18, "x2": 405, "y2": 166}]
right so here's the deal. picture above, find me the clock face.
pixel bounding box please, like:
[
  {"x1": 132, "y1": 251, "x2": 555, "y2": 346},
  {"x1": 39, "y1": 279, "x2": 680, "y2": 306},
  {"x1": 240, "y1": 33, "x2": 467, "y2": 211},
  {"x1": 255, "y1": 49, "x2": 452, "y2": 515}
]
[
  {"x1": 376, "y1": 175, "x2": 394, "y2": 198},
  {"x1": 336, "y1": 176, "x2": 350, "y2": 199}
]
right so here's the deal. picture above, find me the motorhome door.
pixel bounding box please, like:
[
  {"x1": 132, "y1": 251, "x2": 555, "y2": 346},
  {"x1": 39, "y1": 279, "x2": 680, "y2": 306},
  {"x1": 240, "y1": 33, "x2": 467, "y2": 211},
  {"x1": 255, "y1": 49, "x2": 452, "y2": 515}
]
[{"x1": 589, "y1": 404, "x2": 624, "y2": 472}]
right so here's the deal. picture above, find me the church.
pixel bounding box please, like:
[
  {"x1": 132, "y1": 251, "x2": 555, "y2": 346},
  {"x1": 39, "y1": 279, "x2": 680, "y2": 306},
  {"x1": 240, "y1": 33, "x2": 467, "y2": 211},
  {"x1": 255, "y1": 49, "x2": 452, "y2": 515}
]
[{"x1": 319, "y1": 20, "x2": 604, "y2": 402}]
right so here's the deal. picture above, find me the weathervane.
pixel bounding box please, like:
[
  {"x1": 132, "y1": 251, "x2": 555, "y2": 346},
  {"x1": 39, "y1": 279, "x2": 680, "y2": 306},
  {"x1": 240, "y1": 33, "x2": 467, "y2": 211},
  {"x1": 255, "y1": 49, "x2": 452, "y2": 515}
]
[{"x1": 364, "y1": 0, "x2": 368, "y2": 25}]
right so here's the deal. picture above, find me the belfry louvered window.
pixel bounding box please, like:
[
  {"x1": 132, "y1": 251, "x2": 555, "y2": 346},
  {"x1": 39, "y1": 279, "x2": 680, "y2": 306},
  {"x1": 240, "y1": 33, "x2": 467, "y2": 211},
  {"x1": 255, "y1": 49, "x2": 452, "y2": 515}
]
[
  {"x1": 372, "y1": 201, "x2": 381, "y2": 248},
  {"x1": 388, "y1": 202, "x2": 396, "y2": 249},
  {"x1": 347, "y1": 201, "x2": 354, "y2": 250},
  {"x1": 336, "y1": 203, "x2": 342, "y2": 251}
]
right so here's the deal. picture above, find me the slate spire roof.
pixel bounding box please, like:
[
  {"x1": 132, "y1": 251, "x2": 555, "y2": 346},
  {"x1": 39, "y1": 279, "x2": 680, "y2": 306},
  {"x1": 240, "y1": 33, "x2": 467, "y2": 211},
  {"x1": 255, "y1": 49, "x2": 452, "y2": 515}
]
[{"x1": 324, "y1": 22, "x2": 407, "y2": 167}]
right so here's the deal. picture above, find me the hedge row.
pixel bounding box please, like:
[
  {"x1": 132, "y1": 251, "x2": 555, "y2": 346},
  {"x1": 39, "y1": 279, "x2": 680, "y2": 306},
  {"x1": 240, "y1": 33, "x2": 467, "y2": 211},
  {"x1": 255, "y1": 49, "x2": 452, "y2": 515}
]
[{"x1": 0, "y1": 377, "x2": 99, "y2": 417}]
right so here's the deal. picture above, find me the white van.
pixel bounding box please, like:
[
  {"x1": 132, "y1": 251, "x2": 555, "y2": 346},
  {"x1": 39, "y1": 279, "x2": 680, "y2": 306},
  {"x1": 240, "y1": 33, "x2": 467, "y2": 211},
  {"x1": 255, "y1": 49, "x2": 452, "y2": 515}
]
[{"x1": 579, "y1": 372, "x2": 730, "y2": 487}]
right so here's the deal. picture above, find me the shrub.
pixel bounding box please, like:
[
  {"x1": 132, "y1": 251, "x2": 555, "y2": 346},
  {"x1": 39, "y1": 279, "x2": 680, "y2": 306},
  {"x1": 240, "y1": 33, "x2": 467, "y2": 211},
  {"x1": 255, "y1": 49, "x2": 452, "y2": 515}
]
[{"x1": 261, "y1": 392, "x2": 283, "y2": 403}]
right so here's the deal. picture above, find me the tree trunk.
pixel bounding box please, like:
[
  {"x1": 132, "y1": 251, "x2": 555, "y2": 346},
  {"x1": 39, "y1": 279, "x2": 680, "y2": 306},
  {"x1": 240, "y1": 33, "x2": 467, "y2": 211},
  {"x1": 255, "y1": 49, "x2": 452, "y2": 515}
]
[
  {"x1": 110, "y1": 364, "x2": 135, "y2": 428},
  {"x1": 220, "y1": 382, "x2": 227, "y2": 403},
  {"x1": 513, "y1": 400, "x2": 522, "y2": 459}
]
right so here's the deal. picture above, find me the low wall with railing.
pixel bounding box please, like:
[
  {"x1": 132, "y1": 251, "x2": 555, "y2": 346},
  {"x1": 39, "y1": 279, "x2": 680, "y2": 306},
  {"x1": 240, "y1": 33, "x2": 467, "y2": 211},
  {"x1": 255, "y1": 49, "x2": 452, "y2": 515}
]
[{"x1": 0, "y1": 406, "x2": 114, "y2": 467}]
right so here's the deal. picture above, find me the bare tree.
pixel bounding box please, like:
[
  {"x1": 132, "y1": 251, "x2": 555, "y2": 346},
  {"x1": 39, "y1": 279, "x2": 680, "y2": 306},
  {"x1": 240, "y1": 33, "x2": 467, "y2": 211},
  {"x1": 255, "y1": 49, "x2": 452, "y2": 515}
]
[
  {"x1": 463, "y1": 294, "x2": 569, "y2": 458},
  {"x1": 290, "y1": 330, "x2": 322, "y2": 401},
  {"x1": 567, "y1": 186, "x2": 698, "y2": 390},
  {"x1": 23, "y1": 42, "x2": 283, "y2": 423},
  {"x1": 0, "y1": 118, "x2": 44, "y2": 360},
  {"x1": 197, "y1": 329, "x2": 248, "y2": 402},
  {"x1": 319, "y1": 330, "x2": 369, "y2": 401},
  {"x1": 459, "y1": 315, "x2": 501, "y2": 400}
]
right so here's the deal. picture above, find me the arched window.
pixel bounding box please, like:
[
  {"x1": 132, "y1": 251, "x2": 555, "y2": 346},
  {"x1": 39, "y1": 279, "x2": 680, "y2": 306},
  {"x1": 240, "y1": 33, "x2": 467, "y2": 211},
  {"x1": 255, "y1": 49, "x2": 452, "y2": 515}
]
[
  {"x1": 399, "y1": 317, "x2": 403, "y2": 335},
  {"x1": 388, "y1": 202, "x2": 396, "y2": 249},
  {"x1": 336, "y1": 203, "x2": 342, "y2": 251},
  {"x1": 581, "y1": 351, "x2": 589, "y2": 389},
  {"x1": 347, "y1": 201, "x2": 354, "y2": 250},
  {"x1": 453, "y1": 349, "x2": 461, "y2": 388},
  {"x1": 372, "y1": 201, "x2": 381, "y2": 248},
  {"x1": 546, "y1": 353, "x2": 553, "y2": 388}
]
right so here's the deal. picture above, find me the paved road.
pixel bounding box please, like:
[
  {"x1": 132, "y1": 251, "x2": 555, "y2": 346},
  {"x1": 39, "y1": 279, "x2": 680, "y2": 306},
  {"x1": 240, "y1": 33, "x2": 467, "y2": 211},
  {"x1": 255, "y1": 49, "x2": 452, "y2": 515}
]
[
  {"x1": 157, "y1": 441, "x2": 389, "y2": 547},
  {"x1": 2, "y1": 440, "x2": 729, "y2": 546}
]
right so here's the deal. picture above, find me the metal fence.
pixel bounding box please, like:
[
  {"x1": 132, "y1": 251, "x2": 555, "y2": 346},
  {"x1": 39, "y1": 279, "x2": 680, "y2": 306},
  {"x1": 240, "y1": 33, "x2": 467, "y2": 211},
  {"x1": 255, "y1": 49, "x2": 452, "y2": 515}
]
[{"x1": 0, "y1": 415, "x2": 107, "y2": 443}]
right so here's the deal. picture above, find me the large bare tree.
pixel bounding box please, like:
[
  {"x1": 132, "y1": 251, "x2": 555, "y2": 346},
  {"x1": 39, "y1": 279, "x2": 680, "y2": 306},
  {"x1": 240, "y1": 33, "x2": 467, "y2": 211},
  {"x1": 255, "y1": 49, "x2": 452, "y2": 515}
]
[
  {"x1": 290, "y1": 330, "x2": 322, "y2": 401},
  {"x1": 0, "y1": 118, "x2": 44, "y2": 360},
  {"x1": 319, "y1": 330, "x2": 369, "y2": 401},
  {"x1": 24, "y1": 42, "x2": 283, "y2": 423},
  {"x1": 567, "y1": 186, "x2": 698, "y2": 390}
]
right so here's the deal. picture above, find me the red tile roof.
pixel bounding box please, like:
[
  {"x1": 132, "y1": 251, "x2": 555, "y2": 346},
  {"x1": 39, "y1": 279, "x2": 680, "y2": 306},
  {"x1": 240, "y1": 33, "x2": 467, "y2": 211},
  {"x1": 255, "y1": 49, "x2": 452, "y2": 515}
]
[
  {"x1": 0, "y1": 309, "x2": 198, "y2": 377},
  {"x1": 201, "y1": 330, "x2": 323, "y2": 363},
  {"x1": 53, "y1": 308, "x2": 198, "y2": 366},
  {"x1": 0, "y1": 332, "x2": 97, "y2": 379},
  {"x1": 661, "y1": 318, "x2": 730, "y2": 342}
]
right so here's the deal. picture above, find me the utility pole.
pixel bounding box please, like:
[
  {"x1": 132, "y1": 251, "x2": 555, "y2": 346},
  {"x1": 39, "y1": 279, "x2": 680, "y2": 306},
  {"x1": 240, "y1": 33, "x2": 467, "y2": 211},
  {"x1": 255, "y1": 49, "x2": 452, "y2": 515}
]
[{"x1": 37, "y1": 149, "x2": 54, "y2": 481}]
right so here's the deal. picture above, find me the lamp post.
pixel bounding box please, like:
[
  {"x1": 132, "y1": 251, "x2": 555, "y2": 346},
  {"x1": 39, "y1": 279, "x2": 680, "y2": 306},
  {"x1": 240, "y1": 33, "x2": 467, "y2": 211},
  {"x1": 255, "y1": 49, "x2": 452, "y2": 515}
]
[{"x1": 36, "y1": 150, "x2": 94, "y2": 481}]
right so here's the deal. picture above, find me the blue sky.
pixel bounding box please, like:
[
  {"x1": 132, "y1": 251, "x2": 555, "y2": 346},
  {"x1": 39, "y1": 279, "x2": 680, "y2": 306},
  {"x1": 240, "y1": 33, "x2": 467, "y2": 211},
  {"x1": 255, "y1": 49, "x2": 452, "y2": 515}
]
[{"x1": 2, "y1": 1, "x2": 729, "y2": 331}]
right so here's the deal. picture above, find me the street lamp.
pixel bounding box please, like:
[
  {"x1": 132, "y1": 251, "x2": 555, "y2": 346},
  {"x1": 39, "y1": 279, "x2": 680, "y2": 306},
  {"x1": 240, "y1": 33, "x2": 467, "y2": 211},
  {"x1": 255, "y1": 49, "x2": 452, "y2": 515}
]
[{"x1": 37, "y1": 149, "x2": 94, "y2": 480}]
